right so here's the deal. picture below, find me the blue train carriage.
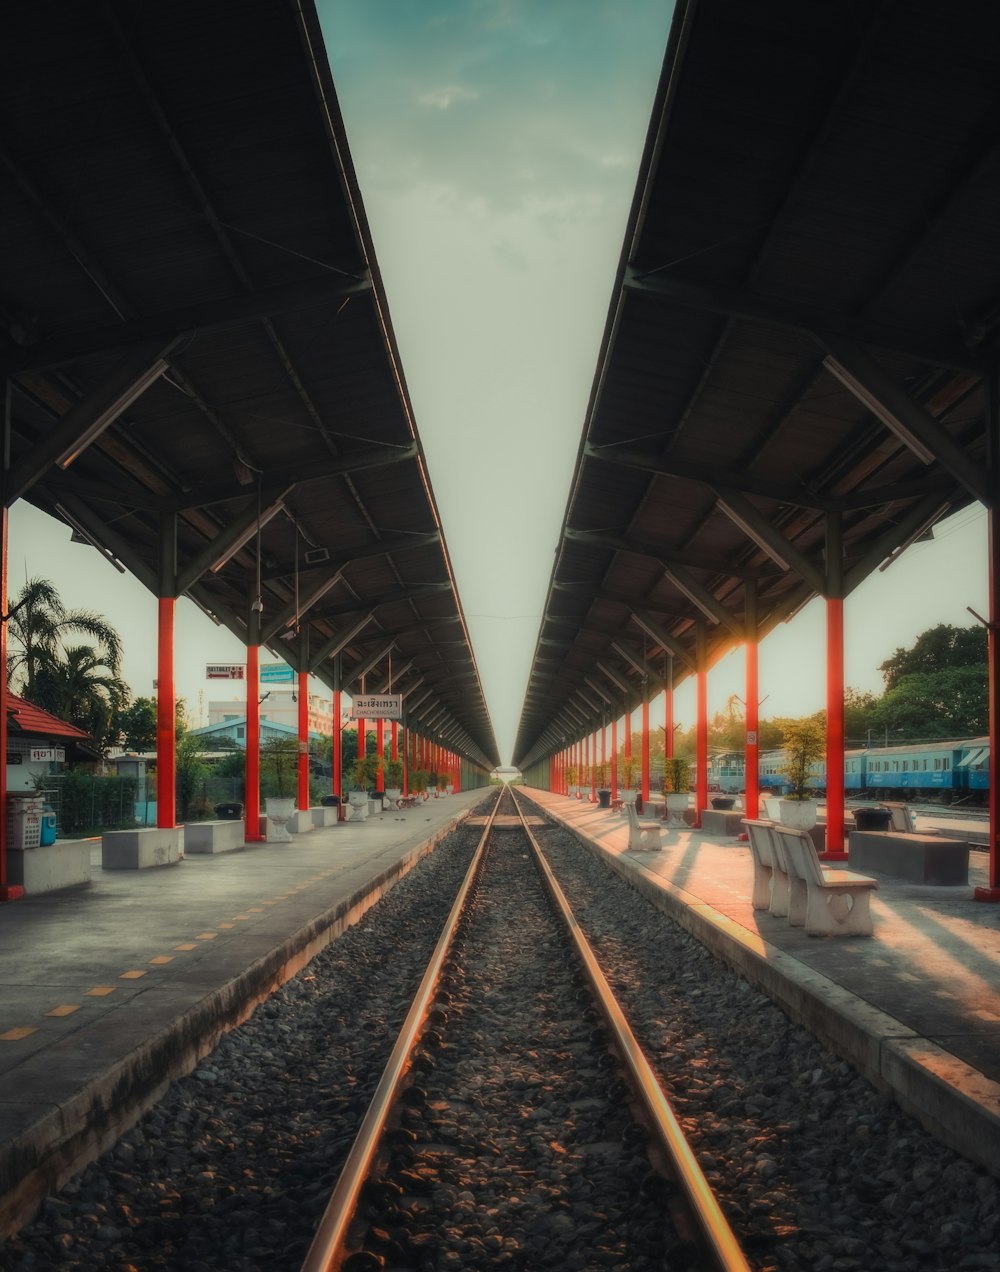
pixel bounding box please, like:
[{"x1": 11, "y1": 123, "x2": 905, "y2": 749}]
[
  {"x1": 758, "y1": 748, "x2": 826, "y2": 795},
  {"x1": 863, "y1": 739, "x2": 965, "y2": 798},
  {"x1": 957, "y1": 737, "x2": 989, "y2": 796},
  {"x1": 844, "y1": 749, "x2": 867, "y2": 791},
  {"x1": 708, "y1": 751, "x2": 745, "y2": 793}
]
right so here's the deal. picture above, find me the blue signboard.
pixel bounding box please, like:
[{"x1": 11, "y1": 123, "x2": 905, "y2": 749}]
[{"x1": 260, "y1": 663, "x2": 294, "y2": 684}]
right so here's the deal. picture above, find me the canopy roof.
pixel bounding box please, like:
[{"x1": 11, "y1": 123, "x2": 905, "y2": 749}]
[
  {"x1": 515, "y1": 0, "x2": 998, "y2": 766},
  {"x1": 1, "y1": 1, "x2": 498, "y2": 769}
]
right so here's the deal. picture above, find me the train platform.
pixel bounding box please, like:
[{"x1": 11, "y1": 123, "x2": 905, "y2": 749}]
[
  {"x1": 0, "y1": 787, "x2": 488, "y2": 1237},
  {"x1": 518, "y1": 787, "x2": 1000, "y2": 1180}
]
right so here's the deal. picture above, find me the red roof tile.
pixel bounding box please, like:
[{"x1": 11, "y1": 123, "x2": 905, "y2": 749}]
[{"x1": 6, "y1": 693, "x2": 93, "y2": 741}]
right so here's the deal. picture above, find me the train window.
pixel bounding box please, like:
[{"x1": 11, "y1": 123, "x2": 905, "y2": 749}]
[
  {"x1": 943, "y1": 758, "x2": 950, "y2": 770},
  {"x1": 902, "y1": 761, "x2": 909, "y2": 771},
  {"x1": 923, "y1": 760, "x2": 928, "y2": 770}
]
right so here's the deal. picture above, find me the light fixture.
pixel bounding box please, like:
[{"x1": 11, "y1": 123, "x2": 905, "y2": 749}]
[
  {"x1": 56, "y1": 358, "x2": 171, "y2": 468},
  {"x1": 210, "y1": 500, "x2": 284, "y2": 573},
  {"x1": 822, "y1": 355, "x2": 936, "y2": 464},
  {"x1": 55, "y1": 504, "x2": 126, "y2": 573}
]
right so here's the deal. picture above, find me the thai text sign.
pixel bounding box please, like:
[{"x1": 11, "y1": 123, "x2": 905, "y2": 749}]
[
  {"x1": 206, "y1": 663, "x2": 245, "y2": 680},
  {"x1": 30, "y1": 747, "x2": 65, "y2": 762},
  {"x1": 352, "y1": 694, "x2": 402, "y2": 720},
  {"x1": 260, "y1": 663, "x2": 295, "y2": 684}
]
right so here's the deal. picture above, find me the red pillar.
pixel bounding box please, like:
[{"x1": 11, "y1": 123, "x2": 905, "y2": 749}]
[
  {"x1": 401, "y1": 725, "x2": 409, "y2": 797},
  {"x1": 822, "y1": 596, "x2": 847, "y2": 860},
  {"x1": 376, "y1": 718, "x2": 385, "y2": 790},
  {"x1": 297, "y1": 671, "x2": 309, "y2": 811},
  {"x1": 391, "y1": 720, "x2": 398, "y2": 761},
  {"x1": 246, "y1": 642, "x2": 263, "y2": 842},
  {"x1": 601, "y1": 724, "x2": 607, "y2": 792},
  {"x1": 623, "y1": 706, "x2": 632, "y2": 789},
  {"x1": 0, "y1": 506, "x2": 22, "y2": 901},
  {"x1": 611, "y1": 718, "x2": 618, "y2": 801},
  {"x1": 357, "y1": 714, "x2": 366, "y2": 774},
  {"x1": 745, "y1": 640, "x2": 760, "y2": 822},
  {"x1": 641, "y1": 698, "x2": 650, "y2": 803},
  {"x1": 745, "y1": 583, "x2": 760, "y2": 822},
  {"x1": 157, "y1": 596, "x2": 176, "y2": 829},
  {"x1": 695, "y1": 626, "x2": 707, "y2": 829},
  {"x1": 333, "y1": 689, "x2": 342, "y2": 799},
  {"x1": 665, "y1": 660, "x2": 675, "y2": 759},
  {"x1": 588, "y1": 733, "x2": 596, "y2": 801}
]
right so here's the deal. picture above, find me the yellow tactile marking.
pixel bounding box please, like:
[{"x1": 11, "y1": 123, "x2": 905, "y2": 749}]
[
  {"x1": 174, "y1": 943, "x2": 197, "y2": 951},
  {"x1": 218, "y1": 922, "x2": 235, "y2": 929},
  {"x1": 46, "y1": 1005, "x2": 80, "y2": 1018},
  {"x1": 149, "y1": 956, "x2": 174, "y2": 966},
  {"x1": 247, "y1": 907, "x2": 264, "y2": 913},
  {"x1": 196, "y1": 932, "x2": 218, "y2": 941},
  {"x1": 0, "y1": 1027, "x2": 37, "y2": 1041},
  {"x1": 119, "y1": 970, "x2": 146, "y2": 980},
  {"x1": 975, "y1": 1009, "x2": 1000, "y2": 1022},
  {"x1": 86, "y1": 987, "x2": 115, "y2": 997},
  {"x1": 234, "y1": 914, "x2": 251, "y2": 921}
]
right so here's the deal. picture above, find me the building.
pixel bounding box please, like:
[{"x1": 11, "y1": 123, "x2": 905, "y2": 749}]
[
  {"x1": 6, "y1": 693, "x2": 99, "y2": 793},
  {"x1": 208, "y1": 689, "x2": 333, "y2": 739}
]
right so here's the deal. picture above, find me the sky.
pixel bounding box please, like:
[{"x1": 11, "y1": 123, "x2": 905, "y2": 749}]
[{"x1": 7, "y1": 2, "x2": 992, "y2": 764}]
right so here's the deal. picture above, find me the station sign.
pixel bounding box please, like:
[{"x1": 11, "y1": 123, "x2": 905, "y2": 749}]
[
  {"x1": 30, "y1": 747, "x2": 65, "y2": 763},
  {"x1": 351, "y1": 694, "x2": 402, "y2": 720},
  {"x1": 206, "y1": 663, "x2": 245, "y2": 680},
  {"x1": 260, "y1": 663, "x2": 295, "y2": 684}
]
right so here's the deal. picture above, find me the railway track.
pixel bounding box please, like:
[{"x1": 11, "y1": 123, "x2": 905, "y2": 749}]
[{"x1": 302, "y1": 789, "x2": 748, "y2": 1272}]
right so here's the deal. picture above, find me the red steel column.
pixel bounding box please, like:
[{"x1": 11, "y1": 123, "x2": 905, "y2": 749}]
[
  {"x1": 246, "y1": 640, "x2": 263, "y2": 842},
  {"x1": 823, "y1": 597, "x2": 847, "y2": 859},
  {"x1": 333, "y1": 688, "x2": 342, "y2": 800},
  {"x1": 623, "y1": 705, "x2": 632, "y2": 788},
  {"x1": 664, "y1": 656, "x2": 674, "y2": 759},
  {"x1": 376, "y1": 719, "x2": 385, "y2": 791},
  {"x1": 695, "y1": 625, "x2": 707, "y2": 829},
  {"x1": 297, "y1": 671, "x2": 309, "y2": 811},
  {"x1": 391, "y1": 720, "x2": 398, "y2": 762},
  {"x1": 745, "y1": 582, "x2": 760, "y2": 822},
  {"x1": 357, "y1": 714, "x2": 366, "y2": 775},
  {"x1": 156, "y1": 596, "x2": 176, "y2": 829},
  {"x1": 588, "y1": 732, "x2": 595, "y2": 801},
  {"x1": 978, "y1": 365, "x2": 1000, "y2": 897},
  {"x1": 822, "y1": 513, "x2": 847, "y2": 860},
  {"x1": 0, "y1": 503, "x2": 22, "y2": 901},
  {"x1": 610, "y1": 718, "x2": 618, "y2": 802},
  {"x1": 601, "y1": 724, "x2": 607, "y2": 791},
  {"x1": 641, "y1": 698, "x2": 650, "y2": 803}
]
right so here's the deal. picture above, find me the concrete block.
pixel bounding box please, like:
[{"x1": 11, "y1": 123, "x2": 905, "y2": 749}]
[
  {"x1": 7, "y1": 841, "x2": 91, "y2": 893},
  {"x1": 183, "y1": 821, "x2": 246, "y2": 855},
  {"x1": 101, "y1": 827, "x2": 181, "y2": 870},
  {"x1": 310, "y1": 806, "x2": 337, "y2": 827},
  {"x1": 849, "y1": 830, "x2": 969, "y2": 885},
  {"x1": 699, "y1": 809, "x2": 745, "y2": 837},
  {"x1": 287, "y1": 809, "x2": 313, "y2": 834}
]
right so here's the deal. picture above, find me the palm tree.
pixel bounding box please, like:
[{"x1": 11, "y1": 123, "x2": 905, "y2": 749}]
[
  {"x1": 6, "y1": 578, "x2": 123, "y2": 695},
  {"x1": 32, "y1": 644, "x2": 129, "y2": 753}
]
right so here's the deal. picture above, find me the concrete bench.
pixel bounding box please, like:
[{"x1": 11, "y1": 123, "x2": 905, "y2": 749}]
[
  {"x1": 625, "y1": 802, "x2": 663, "y2": 851},
  {"x1": 776, "y1": 827, "x2": 878, "y2": 937},
  {"x1": 102, "y1": 827, "x2": 181, "y2": 870},
  {"x1": 310, "y1": 805, "x2": 338, "y2": 827},
  {"x1": 183, "y1": 820, "x2": 246, "y2": 855},
  {"x1": 7, "y1": 840, "x2": 92, "y2": 893},
  {"x1": 848, "y1": 830, "x2": 969, "y2": 885},
  {"x1": 743, "y1": 819, "x2": 778, "y2": 912}
]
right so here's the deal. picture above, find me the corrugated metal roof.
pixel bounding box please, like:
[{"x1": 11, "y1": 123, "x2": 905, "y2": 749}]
[
  {"x1": 516, "y1": 0, "x2": 998, "y2": 766},
  {"x1": 0, "y1": 1, "x2": 497, "y2": 769}
]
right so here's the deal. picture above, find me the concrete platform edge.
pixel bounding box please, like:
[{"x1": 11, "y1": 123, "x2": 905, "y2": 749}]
[
  {"x1": 0, "y1": 811, "x2": 469, "y2": 1239},
  {"x1": 525, "y1": 792, "x2": 1000, "y2": 1179}
]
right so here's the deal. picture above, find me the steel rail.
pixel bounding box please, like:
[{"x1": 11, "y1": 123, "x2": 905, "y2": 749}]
[
  {"x1": 510, "y1": 790, "x2": 751, "y2": 1272},
  {"x1": 299, "y1": 798, "x2": 501, "y2": 1272}
]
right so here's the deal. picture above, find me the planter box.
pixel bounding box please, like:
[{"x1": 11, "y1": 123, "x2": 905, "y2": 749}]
[
  {"x1": 184, "y1": 821, "x2": 246, "y2": 855},
  {"x1": 102, "y1": 827, "x2": 181, "y2": 870},
  {"x1": 287, "y1": 809, "x2": 313, "y2": 834},
  {"x1": 8, "y1": 841, "x2": 91, "y2": 893},
  {"x1": 699, "y1": 809, "x2": 745, "y2": 837},
  {"x1": 311, "y1": 806, "x2": 338, "y2": 827}
]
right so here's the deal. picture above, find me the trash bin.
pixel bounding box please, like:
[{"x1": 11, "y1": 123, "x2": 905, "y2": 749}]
[
  {"x1": 321, "y1": 795, "x2": 340, "y2": 807},
  {"x1": 40, "y1": 805, "x2": 57, "y2": 846},
  {"x1": 854, "y1": 807, "x2": 892, "y2": 831},
  {"x1": 711, "y1": 797, "x2": 735, "y2": 810},
  {"x1": 214, "y1": 802, "x2": 244, "y2": 820},
  {"x1": 597, "y1": 788, "x2": 611, "y2": 809}
]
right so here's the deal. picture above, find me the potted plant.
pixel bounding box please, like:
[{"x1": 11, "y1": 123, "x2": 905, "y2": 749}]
[
  {"x1": 347, "y1": 754, "x2": 375, "y2": 820},
  {"x1": 565, "y1": 763, "x2": 578, "y2": 797},
  {"x1": 261, "y1": 736, "x2": 297, "y2": 842},
  {"x1": 777, "y1": 720, "x2": 825, "y2": 830},
  {"x1": 619, "y1": 755, "x2": 638, "y2": 805},
  {"x1": 411, "y1": 768, "x2": 428, "y2": 798},
  {"x1": 663, "y1": 755, "x2": 692, "y2": 827},
  {"x1": 384, "y1": 758, "x2": 404, "y2": 805},
  {"x1": 428, "y1": 769, "x2": 439, "y2": 799}
]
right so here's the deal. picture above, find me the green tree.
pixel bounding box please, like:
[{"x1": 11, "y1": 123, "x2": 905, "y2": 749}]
[
  {"x1": 872, "y1": 666, "x2": 989, "y2": 740},
  {"x1": 844, "y1": 687, "x2": 879, "y2": 746},
  {"x1": 6, "y1": 577, "x2": 123, "y2": 696},
  {"x1": 879, "y1": 623, "x2": 986, "y2": 691},
  {"x1": 175, "y1": 732, "x2": 211, "y2": 820},
  {"x1": 119, "y1": 697, "x2": 158, "y2": 752},
  {"x1": 33, "y1": 643, "x2": 128, "y2": 754}
]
